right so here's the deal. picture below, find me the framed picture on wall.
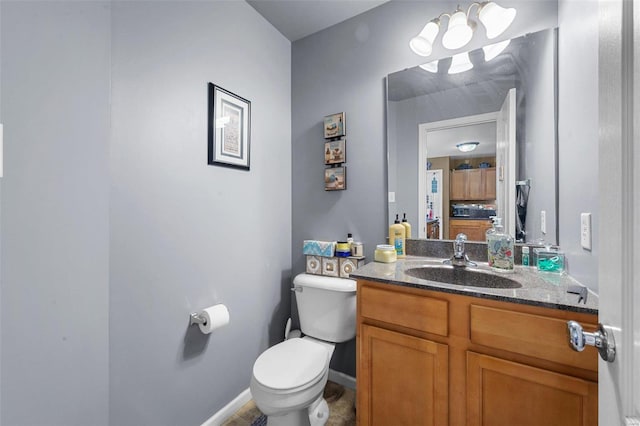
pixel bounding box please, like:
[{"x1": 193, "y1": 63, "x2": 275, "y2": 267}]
[
  {"x1": 324, "y1": 167, "x2": 346, "y2": 191},
  {"x1": 324, "y1": 139, "x2": 346, "y2": 165},
  {"x1": 323, "y1": 112, "x2": 346, "y2": 139},
  {"x1": 208, "y1": 83, "x2": 251, "y2": 170}
]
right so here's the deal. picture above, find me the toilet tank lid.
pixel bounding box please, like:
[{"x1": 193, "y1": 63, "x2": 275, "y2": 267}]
[{"x1": 293, "y1": 273, "x2": 356, "y2": 292}]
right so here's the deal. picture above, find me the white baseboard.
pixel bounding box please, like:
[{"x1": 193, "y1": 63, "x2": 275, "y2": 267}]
[
  {"x1": 201, "y1": 388, "x2": 252, "y2": 426},
  {"x1": 328, "y1": 369, "x2": 356, "y2": 390}
]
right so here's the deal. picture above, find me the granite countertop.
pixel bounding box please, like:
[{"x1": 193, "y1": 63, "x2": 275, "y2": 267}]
[
  {"x1": 426, "y1": 219, "x2": 439, "y2": 224},
  {"x1": 350, "y1": 256, "x2": 598, "y2": 315},
  {"x1": 449, "y1": 216, "x2": 493, "y2": 220}
]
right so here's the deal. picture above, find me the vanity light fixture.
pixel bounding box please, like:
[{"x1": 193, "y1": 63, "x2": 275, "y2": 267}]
[
  {"x1": 456, "y1": 141, "x2": 480, "y2": 152},
  {"x1": 409, "y1": 2, "x2": 516, "y2": 57},
  {"x1": 448, "y1": 52, "x2": 474, "y2": 74}
]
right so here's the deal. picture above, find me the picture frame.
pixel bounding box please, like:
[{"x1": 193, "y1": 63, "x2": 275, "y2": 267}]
[
  {"x1": 324, "y1": 139, "x2": 346, "y2": 165},
  {"x1": 323, "y1": 112, "x2": 346, "y2": 139},
  {"x1": 324, "y1": 166, "x2": 346, "y2": 191},
  {"x1": 208, "y1": 83, "x2": 251, "y2": 170}
]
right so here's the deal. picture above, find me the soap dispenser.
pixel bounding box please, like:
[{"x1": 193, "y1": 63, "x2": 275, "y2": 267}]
[
  {"x1": 389, "y1": 214, "x2": 406, "y2": 258},
  {"x1": 486, "y1": 217, "x2": 514, "y2": 273},
  {"x1": 401, "y1": 213, "x2": 412, "y2": 239}
]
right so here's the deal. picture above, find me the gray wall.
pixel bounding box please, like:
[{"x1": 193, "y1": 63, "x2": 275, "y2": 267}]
[
  {"x1": 1, "y1": 2, "x2": 111, "y2": 425},
  {"x1": 521, "y1": 28, "x2": 557, "y2": 243},
  {"x1": 109, "y1": 2, "x2": 291, "y2": 425},
  {"x1": 1, "y1": 1, "x2": 291, "y2": 425},
  {"x1": 558, "y1": 0, "x2": 599, "y2": 290},
  {"x1": 292, "y1": 0, "x2": 558, "y2": 376}
]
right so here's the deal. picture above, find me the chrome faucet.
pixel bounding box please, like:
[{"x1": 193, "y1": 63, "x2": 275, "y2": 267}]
[{"x1": 444, "y1": 233, "x2": 477, "y2": 267}]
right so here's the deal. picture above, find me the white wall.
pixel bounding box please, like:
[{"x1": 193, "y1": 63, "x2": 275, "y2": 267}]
[
  {"x1": 1, "y1": 2, "x2": 111, "y2": 424},
  {"x1": 558, "y1": 0, "x2": 599, "y2": 291}
]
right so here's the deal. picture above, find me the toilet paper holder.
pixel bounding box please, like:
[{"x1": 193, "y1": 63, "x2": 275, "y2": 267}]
[{"x1": 190, "y1": 312, "x2": 208, "y2": 326}]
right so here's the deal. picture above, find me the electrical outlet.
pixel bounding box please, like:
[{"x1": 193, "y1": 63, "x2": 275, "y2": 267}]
[
  {"x1": 581, "y1": 213, "x2": 592, "y2": 250},
  {"x1": 388, "y1": 191, "x2": 395, "y2": 203},
  {"x1": 540, "y1": 210, "x2": 546, "y2": 234}
]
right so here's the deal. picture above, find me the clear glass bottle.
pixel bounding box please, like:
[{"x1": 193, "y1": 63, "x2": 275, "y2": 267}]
[
  {"x1": 485, "y1": 216, "x2": 497, "y2": 263},
  {"x1": 486, "y1": 218, "x2": 514, "y2": 273}
]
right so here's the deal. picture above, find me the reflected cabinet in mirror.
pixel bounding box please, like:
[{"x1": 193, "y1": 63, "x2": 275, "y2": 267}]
[{"x1": 387, "y1": 28, "x2": 558, "y2": 244}]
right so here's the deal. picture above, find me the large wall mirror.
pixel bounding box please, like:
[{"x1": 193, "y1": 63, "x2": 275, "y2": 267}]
[{"x1": 387, "y1": 28, "x2": 558, "y2": 244}]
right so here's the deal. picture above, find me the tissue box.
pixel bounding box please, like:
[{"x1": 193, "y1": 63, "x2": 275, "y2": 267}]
[{"x1": 303, "y1": 240, "x2": 336, "y2": 257}]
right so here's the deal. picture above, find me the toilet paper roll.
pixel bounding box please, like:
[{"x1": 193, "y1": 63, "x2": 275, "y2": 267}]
[{"x1": 198, "y1": 304, "x2": 230, "y2": 334}]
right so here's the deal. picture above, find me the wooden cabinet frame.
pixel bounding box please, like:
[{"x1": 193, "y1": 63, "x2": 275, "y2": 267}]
[{"x1": 356, "y1": 280, "x2": 598, "y2": 426}]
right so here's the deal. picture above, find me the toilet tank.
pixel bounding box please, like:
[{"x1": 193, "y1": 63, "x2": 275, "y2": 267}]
[{"x1": 293, "y1": 273, "x2": 356, "y2": 343}]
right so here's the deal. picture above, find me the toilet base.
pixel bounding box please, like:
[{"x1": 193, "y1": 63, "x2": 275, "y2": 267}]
[{"x1": 265, "y1": 396, "x2": 329, "y2": 426}]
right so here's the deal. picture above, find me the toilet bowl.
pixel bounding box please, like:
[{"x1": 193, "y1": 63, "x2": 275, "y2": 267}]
[
  {"x1": 251, "y1": 337, "x2": 334, "y2": 426},
  {"x1": 250, "y1": 274, "x2": 356, "y2": 426}
]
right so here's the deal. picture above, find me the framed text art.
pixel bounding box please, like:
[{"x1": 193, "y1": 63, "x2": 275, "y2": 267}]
[{"x1": 208, "y1": 83, "x2": 251, "y2": 170}]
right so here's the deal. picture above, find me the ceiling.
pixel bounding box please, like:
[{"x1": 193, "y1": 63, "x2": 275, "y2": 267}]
[{"x1": 247, "y1": 0, "x2": 390, "y2": 42}]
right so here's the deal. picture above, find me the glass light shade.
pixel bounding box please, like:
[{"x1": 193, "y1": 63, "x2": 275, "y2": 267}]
[
  {"x1": 479, "y1": 2, "x2": 517, "y2": 39},
  {"x1": 442, "y1": 10, "x2": 473, "y2": 50},
  {"x1": 482, "y1": 39, "x2": 511, "y2": 61},
  {"x1": 409, "y1": 21, "x2": 440, "y2": 56},
  {"x1": 419, "y1": 60, "x2": 439, "y2": 73},
  {"x1": 456, "y1": 141, "x2": 480, "y2": 152},
  {"x1": 448, "y1": 52, "x2": 473, "y2": 74}
]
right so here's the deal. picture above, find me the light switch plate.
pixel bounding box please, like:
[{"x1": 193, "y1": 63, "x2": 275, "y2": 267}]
[
  {"x1": 540, "y1": 210, "x2": 546, "y2": 234},
  {"x1": 388, "y1": 191, "x2": 395, "y2": 203},
  {"x1": 581, "y1": 213, "x2": 592, "y2": 250}
]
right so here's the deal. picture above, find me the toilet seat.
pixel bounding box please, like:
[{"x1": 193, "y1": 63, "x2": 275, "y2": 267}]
[{"x1": 253, "y1": 338, "x2": 328, "y2": 391}]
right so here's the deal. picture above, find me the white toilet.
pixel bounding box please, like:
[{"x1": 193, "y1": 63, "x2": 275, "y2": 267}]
[{"x1": 250, "y1": 273, "x2": 356, "y2": 426}]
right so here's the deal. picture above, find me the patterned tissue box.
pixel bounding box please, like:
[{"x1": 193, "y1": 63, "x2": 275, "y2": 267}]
[{"x1": 303, "y1": 240, "x2": 336, "y2": 257}]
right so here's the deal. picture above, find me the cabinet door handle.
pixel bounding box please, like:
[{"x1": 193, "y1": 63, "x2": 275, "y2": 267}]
[{"x1": 567, "y1": 321, "x2": 616, "y2": 362}]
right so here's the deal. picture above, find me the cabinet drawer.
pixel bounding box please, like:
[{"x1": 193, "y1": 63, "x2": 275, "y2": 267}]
[
  {"x1": 360, "y1": 286, "x2": 448, "y2": 336},
  {"x1": 470, "y1": 305, "x2": 598, "y2": 371}
]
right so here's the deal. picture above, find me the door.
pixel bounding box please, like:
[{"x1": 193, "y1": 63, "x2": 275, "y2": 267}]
[
  {"x1": 495, "y1": 88, "x2": 516, "y2": 239},
  {"x1": 358, "y1": 324, "x2": 448, "y2": 426},
  {"x1": 597, "y1": 0, "x2": 640, "y2": 424},
  {"x1": 467, "y1": 352, "x2": 597, "y2": 426}
]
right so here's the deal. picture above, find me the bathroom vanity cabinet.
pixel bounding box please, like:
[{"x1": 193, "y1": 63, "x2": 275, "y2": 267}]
[
  {"x1": 356, "y1": 280, "x2": 598, "y2": 426},
  {"x1": 450, "y1": 168, "x2": 496, "y2": 201}
]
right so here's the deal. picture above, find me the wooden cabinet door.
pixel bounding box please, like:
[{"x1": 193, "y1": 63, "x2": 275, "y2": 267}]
[
  {"x1": 467, "y1": 352, "x2": 597, "y2": 426},
  {"x1": 450, "y1": 170, "x2": 467, "y2": 200},
  {"x1": 467, "y1": 169, "x2": 484, "y2": 199},
  {"x1": 449, "y1": 219, "x2": 492, "y2": 241},
  {"x1": 484, "y1": 168, "x2": 496, "y2": 199},
  {"x1": 358, "y1": 324, "x2": 448, "y2": 426}
]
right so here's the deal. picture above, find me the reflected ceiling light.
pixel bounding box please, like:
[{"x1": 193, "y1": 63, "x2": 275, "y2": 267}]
[
  {"x1": 419, "y1": 60, "x2": 439, "y2": 73},
  {"x1": 409, "y1": 2, "x2": 516, "y2": 57},
  {"x1": 482, "y1": 39, "x2": 511, "y2": 61},
  {"x1": 456, "y1": 141, "x2": 480, "y2": 152},
  {"x1": 448, "y1": 52, "x2": 473, "y2": 74}
]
